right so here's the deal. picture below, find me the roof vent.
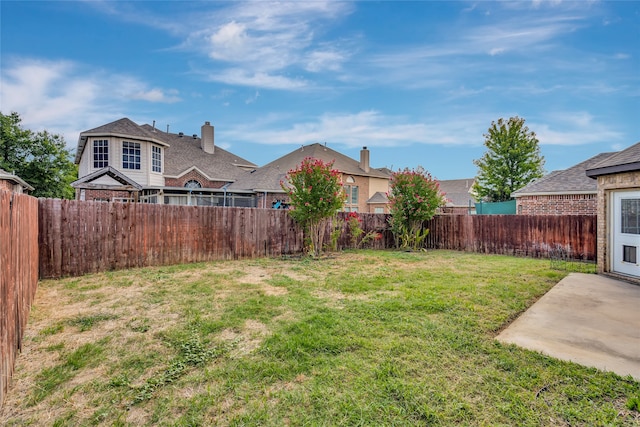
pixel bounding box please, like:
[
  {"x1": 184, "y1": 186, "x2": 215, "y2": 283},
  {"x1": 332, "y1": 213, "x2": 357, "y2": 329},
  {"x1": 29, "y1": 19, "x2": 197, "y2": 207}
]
[
  {"x1": 178, "y1": 132, "x2": 184, "y2": 137},
  {"x1": 192, "y1": 134, "x2": 197, "y2": 139}
]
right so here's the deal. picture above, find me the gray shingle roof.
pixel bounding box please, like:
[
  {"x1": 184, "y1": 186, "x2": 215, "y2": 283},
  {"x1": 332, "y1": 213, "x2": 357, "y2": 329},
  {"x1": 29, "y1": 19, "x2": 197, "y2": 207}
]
[
  {"x1": 512, "y1": 152, "x2": 616, "y2": 196},
  {"x1": 367, "y1": 191, "x2": 388, "y2": 204},
  {"x1": 228, "y1": 143, "x2": 389, "y2": 192},
  {"x1": 139, "y1": 125, "x2": 256, "y2": 181},
  {"x1": 586, "y1": 142, "x2": 640, "y2": 177},
  {"x1": 71, "y1": 166, "x2": 143, "y2": 190},
  {"x1": 437, "y1": 178, "x2": 475, "y2": 207},
  {"x1": 76, "y1": 118, "x2": 167, "y2": 163},
  {"x1": 76, "y1": 118, "x2": 256, "y2": 182}
]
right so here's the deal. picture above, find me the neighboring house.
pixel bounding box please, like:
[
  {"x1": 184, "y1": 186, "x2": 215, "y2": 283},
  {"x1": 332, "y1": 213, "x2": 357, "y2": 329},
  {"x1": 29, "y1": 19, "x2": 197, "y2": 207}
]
[
  {"x1": 72, "y1": 118, "x2": 257, "y2": 206},
  {"x1": 0, "y1": 168, "x2": 34, "y2": 194},
  {"x1": 512, "y1": 152, "x2": 616, "y2": 215},
  {"x1": 228, "y1": 143, "x2": 391, "y2": 213},
  {"x1": 437, "y1": 178, "x2": 476, "y2": 214},
  {"x1": 586, "y1": 141, "x2": 640, "y2": 281}
]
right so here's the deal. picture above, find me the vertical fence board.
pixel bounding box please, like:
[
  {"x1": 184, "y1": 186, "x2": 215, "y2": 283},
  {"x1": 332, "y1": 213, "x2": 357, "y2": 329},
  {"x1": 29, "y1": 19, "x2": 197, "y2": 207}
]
[{"x1": 1, "y1": 191, "x2": 38, "y2": 408}]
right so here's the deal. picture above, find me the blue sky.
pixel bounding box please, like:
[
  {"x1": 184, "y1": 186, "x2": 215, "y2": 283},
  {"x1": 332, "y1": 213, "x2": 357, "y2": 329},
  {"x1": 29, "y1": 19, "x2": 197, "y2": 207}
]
[{"x1": 1, "y1": 1, "x2": 638, "y2": 180}]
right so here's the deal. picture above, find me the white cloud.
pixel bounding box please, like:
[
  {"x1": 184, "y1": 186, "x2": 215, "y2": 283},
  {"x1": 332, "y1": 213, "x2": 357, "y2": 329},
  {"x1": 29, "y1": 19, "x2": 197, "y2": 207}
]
[
  {"x1": 225, "y1": 110, "x2": 491, "y2": 148},
  {"x1": 130, "y1": 88, "x2": 181, "y2": 103},
  {"x1": 305, "y1": 49, "x2": 346, "y2": 72},
  {"x1": 208, "y1": 69, "x2": 308, "y2": 90},
  {"x1": 532, "y1": 112, "x2": 624, "y2": 145},
  {"x1": 191, "y1": 1, "x2": 353, "y2": 88},
  {"x1": 0, "y1": 58, "x2": 181, "y2": 146},
  {"x1": 245, "y1": 90, "x2": 260, "y2": 104}
]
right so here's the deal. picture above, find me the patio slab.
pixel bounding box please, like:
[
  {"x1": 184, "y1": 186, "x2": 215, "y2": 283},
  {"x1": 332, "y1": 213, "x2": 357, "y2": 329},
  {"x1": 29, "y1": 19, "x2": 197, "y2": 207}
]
[{"x1": 496, "y1": 273, "x2": 640, "y2": 380}]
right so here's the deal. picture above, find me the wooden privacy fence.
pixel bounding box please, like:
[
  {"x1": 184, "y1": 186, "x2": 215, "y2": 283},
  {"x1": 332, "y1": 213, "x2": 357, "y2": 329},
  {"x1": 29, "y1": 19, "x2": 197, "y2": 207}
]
[
  {"x1": 38, "y1": 199, "x2": 596, "y2": 280},
  {"x1": 39, "y1": 200, "x2": 304, "y2": 279},
  {"x1": 425, "y1": 214, "x2": 597, "y2": 260},
  {"x1": 38, "y1": 199, "x2": 391, "y2": 279},
  {"x1": 0, "y1": 191, "x2": 39, "y2": 408}
]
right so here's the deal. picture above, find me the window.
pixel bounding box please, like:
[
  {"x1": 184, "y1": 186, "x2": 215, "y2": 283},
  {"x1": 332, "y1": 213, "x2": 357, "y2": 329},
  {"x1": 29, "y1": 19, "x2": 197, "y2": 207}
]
[
  {"x1": 621, "y1": 199, "x2": 640, "y2": 235},
  {"x1": 93, "y1": 140, "x2": 109, "y2": 168},
  {"x1": 122, "y1": 142, "x2": 141, "y2": 170},
  {"x1": 184, "y1": 180, "x2": 202, "y2": 188},
  {"x1": 374, "y1": 207, "x2": 384, "y2": 214},
  {"x1": 345, "y1": 185, "x2": 359, "y2": 205},
  {"x1": 152, "y1": 146, "x2": 162, "y2": 173}
]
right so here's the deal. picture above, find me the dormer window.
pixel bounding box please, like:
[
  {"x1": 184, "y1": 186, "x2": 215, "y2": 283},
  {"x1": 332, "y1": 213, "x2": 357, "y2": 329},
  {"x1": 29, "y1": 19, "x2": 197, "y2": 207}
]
[{"x1": 185, "y1": 180, "x2": 202, "y2": 188}]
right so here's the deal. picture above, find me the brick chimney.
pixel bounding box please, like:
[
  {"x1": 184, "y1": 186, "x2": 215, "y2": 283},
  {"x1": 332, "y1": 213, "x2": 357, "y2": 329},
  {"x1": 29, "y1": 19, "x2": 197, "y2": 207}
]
[
  {"x1": 360, "y1": 146, "x2": 370, "y2": 173},
  {"x1": 201, "y1": 121, "x2": 214, "y2": 154}
]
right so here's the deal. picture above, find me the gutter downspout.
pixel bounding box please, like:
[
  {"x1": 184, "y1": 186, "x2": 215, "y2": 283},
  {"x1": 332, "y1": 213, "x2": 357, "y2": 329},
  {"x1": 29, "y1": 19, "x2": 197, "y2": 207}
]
[{"x1": 222, "y1": 182, "x2": 231, "y2": 207}]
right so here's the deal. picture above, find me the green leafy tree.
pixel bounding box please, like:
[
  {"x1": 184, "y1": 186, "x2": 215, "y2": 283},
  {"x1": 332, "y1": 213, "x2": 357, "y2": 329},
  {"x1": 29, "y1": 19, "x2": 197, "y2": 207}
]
[
  {"x1": 0, "y1": 112, "x2": 77, "y2": 199},
  {"x1": 281, "y1": 157, "x2": 346, "y2": 257},
  {"x1": 388, "y1": 166, "x2": 446, "y2": 250},
  {"x1": 472, "y1": 116, "x2": 545, "y2": 202}
]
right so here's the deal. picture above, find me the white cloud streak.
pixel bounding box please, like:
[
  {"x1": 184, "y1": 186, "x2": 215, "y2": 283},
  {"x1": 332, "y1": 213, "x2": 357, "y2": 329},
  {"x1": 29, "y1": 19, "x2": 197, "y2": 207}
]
[
  {"x1": 188, "y1": 1, "x2": 354, "y2": 89},
  {"x1": 225, "y1": 109, "x2": 625, "y2": 149},
  {"x1": 0, "y1": 58, "x2": 181, "y2": 146}
]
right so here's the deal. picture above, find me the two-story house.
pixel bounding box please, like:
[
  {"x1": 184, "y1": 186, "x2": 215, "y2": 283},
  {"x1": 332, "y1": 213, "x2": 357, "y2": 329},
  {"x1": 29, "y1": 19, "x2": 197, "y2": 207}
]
[
  {"x1": 227, "y1": 143, "x2": 391, "y2": 213},
  {"x1": 72, "y1": 118, "x2": 256, "y2": 206}
]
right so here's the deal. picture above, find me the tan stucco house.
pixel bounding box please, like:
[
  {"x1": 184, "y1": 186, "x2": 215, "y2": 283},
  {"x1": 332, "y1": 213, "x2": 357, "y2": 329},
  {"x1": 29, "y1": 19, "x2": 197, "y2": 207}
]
[{"x1": 586, "y1": 142, "x2": 640, "y2": 282}]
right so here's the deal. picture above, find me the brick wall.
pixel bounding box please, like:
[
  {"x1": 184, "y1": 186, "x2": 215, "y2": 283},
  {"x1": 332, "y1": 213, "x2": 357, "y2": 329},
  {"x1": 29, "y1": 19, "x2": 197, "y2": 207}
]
[
  {"x1": 80, "y1": 189, "x2": 138, "y2": 202},
  {"x1": 516, "y1": 194, "x2": 597, "y2": 215},
  {"x1": 164, "y1": 170, "x2": 227, "y2": 189},
  {"x1": 595, "y1": 171, "x2": 640, "y2": 278}
]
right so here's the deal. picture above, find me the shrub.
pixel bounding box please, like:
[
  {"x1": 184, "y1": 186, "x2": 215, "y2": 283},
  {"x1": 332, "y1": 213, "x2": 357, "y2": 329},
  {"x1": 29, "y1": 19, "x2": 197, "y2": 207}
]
[
  {"x1": 282, "y1": 157, "x2": 346, "y2": 257},
  {"x1": 388, "y1": 166, "x2": 446, "y2": 250}
]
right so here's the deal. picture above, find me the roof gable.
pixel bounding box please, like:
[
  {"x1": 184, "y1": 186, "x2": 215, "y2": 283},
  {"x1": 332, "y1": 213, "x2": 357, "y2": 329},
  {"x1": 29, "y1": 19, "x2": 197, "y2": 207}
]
[
  {"x1": 71, "y1": 166, "x2": 142, "y2": 190},
  {"x1": 228, "y1": 143, "x2": 389, "y2": 192}
]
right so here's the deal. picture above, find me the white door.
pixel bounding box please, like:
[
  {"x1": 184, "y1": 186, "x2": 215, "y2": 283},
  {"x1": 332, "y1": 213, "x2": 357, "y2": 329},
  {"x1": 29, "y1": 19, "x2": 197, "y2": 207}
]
[{"x1": 612, "y1": 191, "x2": 640, "y2": 277}]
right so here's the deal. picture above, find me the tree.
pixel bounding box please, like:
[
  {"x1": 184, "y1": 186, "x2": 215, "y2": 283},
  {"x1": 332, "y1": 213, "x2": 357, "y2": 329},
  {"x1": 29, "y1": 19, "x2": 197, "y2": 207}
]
[
  {"x1": 388, "y1": 166, "x2": 446, "y2": 250},
  {"x1": 281, "y1": 157, "x2": 346, "y2": 257},
  {"x1": 0, "y1": 112, "x2": 77, "y2": 199},
  {"x1": 472, "y1": 116, "x2": 545, "y2": 202}
]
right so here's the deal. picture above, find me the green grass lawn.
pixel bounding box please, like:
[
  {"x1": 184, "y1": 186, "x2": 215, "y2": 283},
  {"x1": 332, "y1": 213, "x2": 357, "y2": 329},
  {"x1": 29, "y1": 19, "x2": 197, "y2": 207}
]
[{"x1": 2, "y1": 250, "x2": 638, "y2": 426}]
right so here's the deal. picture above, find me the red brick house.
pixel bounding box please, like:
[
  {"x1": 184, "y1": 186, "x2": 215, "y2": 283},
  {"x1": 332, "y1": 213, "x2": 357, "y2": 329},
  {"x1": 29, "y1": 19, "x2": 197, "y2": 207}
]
[
  {"x1": 586, "y1": 141, "x2": 640, "y2": 281},
  {"x1": 512, "y1": 152, "x2": 616, "y2": 215}
]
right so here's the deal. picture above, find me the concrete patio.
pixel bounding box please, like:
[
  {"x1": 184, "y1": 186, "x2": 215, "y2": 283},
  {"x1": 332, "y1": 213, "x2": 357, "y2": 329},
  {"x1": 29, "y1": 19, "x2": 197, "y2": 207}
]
[{"x1": 497, "y1": 273, "x2": 640, "y2": 381}]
